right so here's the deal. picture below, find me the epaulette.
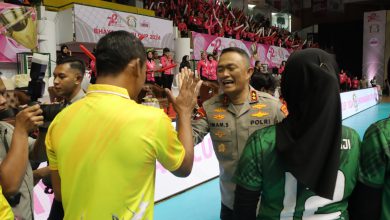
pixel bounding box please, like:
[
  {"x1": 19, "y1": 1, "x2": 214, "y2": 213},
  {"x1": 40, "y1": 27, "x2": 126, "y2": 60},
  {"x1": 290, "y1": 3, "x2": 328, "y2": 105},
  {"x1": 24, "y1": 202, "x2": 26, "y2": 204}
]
[
  {"x1": 280, "y1": 102, "x2": 288, "y2": 116},
  {"x1": 250, "y1": 90, "x2": 258, "y2": 103},
  {"x1": 221, "y1": 94, "x2": 229, "y2": 107},
  {"x1": 193, "y1": 107, "x2": 207, "y2": 120}
]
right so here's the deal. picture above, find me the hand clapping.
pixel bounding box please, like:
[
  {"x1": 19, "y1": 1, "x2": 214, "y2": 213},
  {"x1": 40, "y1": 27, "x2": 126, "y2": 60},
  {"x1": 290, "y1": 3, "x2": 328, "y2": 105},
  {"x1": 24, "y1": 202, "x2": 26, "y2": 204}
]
[{"x1": 165, "y1": 67, "x2": 202, "y2": 117}]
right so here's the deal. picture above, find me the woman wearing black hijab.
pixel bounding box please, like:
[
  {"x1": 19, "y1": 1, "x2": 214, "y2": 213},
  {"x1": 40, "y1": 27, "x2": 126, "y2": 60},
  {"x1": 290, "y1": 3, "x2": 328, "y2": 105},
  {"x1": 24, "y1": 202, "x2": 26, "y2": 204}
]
[
  {"x1": 233, "y1": 48, "x2": 361, "y2": 220},
  {"x1": 56, "y1": 44, "x2": 72, "y2": 64},
  {"x1": 179, "y1": 55, "x2": 191, "y2": 73}
]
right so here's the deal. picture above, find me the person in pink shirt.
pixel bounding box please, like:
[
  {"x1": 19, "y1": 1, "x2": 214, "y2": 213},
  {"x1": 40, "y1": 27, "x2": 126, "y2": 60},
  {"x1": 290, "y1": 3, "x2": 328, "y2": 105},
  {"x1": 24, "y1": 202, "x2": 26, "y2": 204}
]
[
  {"x1": 189, "y1": 11, "x2": 196, "y2": 28},
  {"x1": 278, "y1": 61, "x2": 286, "y2": 75},
  {"x1": 352, "y1": 76, "x2": 359, "y2": 90},
  {"x1": 207, "y1": 54, "x2": 218, "y2": 82},
  {"x1": 224, "y1": 20, "x2": 233, "y2": 38},
  {"x1": 203, "y1": 16, "x2": 218, "y2": 35},
  {"x1": 194, "y1": 15, "x2": 203, "y2": 31},
  {"x1": 178, "y1": 18, "x2": 188, "y2": 37},
  {"x1": 160, "y1": 48, "x2": 175, "y2": 89},
  {"x1": 197, "y1": 51, "x2": 210, "y2": 81},
  {"x1": 247, "y1": 30, "x2": 255, "y2": 42},
  {"x1": 234, "y1": 24, "x2": 245, "y2": 40},
  {"x1": 204, "y1": 16, "x2": 216, "y2": 35},
  {"x1": 217, "y1": 25, "x2": 225, "y2": 37},
  {"x1": 146, "y1": 50, "x2": 156, "y2": 84},
  {"x1": 339, "y1": 69, "x2": 347, "y2": 91}
]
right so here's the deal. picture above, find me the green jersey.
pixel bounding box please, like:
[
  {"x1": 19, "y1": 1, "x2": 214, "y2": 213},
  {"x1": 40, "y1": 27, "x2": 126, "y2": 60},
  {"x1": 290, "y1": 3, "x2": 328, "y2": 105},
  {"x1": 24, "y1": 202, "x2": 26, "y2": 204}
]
[
  {"x1": 359, "y1": 118, "x2": 390, "y2": 220},
  {"x1": 234, "y1": 125, "x2": 360, "y2": 220}
]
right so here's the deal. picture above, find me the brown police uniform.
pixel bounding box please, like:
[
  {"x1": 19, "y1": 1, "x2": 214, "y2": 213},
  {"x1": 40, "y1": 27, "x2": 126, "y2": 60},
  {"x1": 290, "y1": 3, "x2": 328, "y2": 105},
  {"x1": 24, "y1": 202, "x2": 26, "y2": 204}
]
[{"x1": 192, "y1": 88, "x2": 286, "y2": 210}]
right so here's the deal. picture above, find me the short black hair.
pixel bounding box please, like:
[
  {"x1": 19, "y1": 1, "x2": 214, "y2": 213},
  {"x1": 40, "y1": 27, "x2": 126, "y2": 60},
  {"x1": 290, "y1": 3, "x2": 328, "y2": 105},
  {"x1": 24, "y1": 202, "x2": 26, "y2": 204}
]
[
  {"x1": 60, "y1": 44, "x2": 68, "y2": 52},
  {"x1": 163, "y1": 47, "x2": 170, "y2": 54},
  {"x1": 95, "y1": 30, "x2": 146, "y2": 76},
  {"x1": 250, "y1": 73, "x2": 277, "y2": 93},
  {"x1": 255, "y1": 60, "x2": 260, "y2": 67},
  {"x1": 182, "y1": 55, "x2": 189, "y2": 62},
  {"x1": 220, "y1": 47, "x2": 250, "y2": 68},
  {"x1": 57, "y1": 56, "x2": 85, "y2": 76}
]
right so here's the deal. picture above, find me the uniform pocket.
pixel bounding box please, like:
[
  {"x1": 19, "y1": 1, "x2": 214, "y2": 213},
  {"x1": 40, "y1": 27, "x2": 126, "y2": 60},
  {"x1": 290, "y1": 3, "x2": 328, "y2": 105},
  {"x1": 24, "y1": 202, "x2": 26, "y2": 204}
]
[
  {"x1": 248, "y1": 126, "x2": 260, "y2": 137},
  {"x1": 210, "y1": 128, "x2": 236, "y2": 161}
]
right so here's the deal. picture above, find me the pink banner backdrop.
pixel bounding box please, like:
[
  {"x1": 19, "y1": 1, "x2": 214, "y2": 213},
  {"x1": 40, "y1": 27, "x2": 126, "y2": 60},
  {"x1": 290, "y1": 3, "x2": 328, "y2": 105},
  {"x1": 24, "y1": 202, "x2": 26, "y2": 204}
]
[
  {"x1": 192, "y1": 32, "x2": 291, "y2": 68},
  {"x1": 0, "y1": 3, "x2": 37, "y2": 62}
]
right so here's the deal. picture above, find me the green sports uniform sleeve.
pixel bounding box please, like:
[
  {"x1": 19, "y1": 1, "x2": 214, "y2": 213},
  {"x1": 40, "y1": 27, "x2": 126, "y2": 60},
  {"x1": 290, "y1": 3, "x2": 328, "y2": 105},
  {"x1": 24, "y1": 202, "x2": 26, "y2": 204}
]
[
  {"x1": 233, "y1": 132, "x2": 263, "y2": 191},
  {"x1": 359, "y1": 122, "x2": 389, "y2": 188}
]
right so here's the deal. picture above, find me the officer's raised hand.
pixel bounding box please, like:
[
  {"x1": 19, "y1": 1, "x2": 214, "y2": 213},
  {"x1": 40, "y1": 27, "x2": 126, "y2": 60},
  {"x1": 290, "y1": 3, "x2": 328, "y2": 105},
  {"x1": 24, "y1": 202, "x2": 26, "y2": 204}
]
[
  {"x1": 165, "y1": 67, "x2": 202, "y2": 117},
  {"x1": 15, "y1": 104, "x2": 44, "y2": 133}
]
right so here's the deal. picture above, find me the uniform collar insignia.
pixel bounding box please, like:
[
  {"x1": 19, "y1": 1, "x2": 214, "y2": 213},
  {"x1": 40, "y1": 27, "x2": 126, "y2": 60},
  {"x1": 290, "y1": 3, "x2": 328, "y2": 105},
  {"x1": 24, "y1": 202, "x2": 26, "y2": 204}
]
[
  {"x1": 250, "y1": 90, "x2": 258, "y2": 103},
  {"x1": 222, "y1": 94, "x2": 229, "y2": 107}
]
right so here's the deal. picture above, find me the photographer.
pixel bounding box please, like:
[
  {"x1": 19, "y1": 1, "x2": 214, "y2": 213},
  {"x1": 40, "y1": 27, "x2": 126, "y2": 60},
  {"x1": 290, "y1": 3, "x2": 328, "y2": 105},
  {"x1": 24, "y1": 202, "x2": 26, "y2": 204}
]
[{"x1": 0, "y1": 78, "x2": 44, "y2": 219}]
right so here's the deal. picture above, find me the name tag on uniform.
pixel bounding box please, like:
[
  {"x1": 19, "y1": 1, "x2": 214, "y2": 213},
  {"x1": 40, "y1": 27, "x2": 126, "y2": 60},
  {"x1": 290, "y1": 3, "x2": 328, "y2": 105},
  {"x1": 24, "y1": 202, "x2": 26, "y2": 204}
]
[{"x1": 250, "y1": 119, "x2": 271, "y2": 125}]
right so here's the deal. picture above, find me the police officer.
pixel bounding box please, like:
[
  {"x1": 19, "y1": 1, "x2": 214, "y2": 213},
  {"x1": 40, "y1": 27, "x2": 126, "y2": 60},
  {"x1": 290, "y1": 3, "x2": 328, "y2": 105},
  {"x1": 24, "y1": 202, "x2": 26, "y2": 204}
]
[
  {"x1": 53, "y1": 57, "x2": 86, "y2": 104},
  {"x1": 169, "y1": 47, "x2": 285, "y2": 220}
]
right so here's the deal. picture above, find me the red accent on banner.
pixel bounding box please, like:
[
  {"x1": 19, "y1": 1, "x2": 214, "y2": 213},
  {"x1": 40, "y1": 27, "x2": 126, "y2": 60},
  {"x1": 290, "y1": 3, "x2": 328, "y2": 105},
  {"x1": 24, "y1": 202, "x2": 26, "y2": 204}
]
[{"x1": 138, "y1": 34, "x2": 146, "y2": 41}]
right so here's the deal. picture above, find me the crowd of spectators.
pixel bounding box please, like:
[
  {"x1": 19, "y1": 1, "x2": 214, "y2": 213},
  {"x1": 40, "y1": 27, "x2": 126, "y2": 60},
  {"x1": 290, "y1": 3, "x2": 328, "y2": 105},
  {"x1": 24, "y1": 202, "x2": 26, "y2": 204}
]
[{"x1": 144, "y1": 0, "x2": 320, "y2": 50}]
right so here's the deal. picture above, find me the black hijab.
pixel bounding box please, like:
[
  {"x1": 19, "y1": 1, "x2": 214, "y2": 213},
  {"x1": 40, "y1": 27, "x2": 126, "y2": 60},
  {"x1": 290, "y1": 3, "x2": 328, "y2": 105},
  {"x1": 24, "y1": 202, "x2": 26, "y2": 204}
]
[
  {"x1": 276, "y1": 48, "x2": 341, "y2": 199},
  {"x1": 180, "y1": 55, "x2": 191, "y2": 72}
]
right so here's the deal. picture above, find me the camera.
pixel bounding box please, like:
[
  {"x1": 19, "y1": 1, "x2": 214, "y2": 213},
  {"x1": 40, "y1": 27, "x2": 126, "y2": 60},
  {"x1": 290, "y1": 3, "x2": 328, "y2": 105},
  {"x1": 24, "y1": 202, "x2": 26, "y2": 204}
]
[
  {"x1": 27, "y1": 102, "x2": 66, "y2": 130},
  {"x1": 40, "y1": 103, "x2": 67, "y2": 123},
  {"x1": 27, "y1": 54, "x2": 66, "y2": 126},
  {"x1": 28, "y1": 53, "x2": 48, "y2": 102}
]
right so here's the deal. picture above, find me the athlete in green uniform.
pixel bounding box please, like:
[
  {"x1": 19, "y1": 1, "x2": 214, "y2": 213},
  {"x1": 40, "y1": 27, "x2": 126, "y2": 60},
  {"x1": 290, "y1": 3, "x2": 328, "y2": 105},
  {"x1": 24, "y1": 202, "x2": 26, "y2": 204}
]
[
  {"x1": 349, "y1": 118, "x2": 390, "y2": 220},
  {"x1": 233, "y1": 48, "x2": 361, "y2": 220},
  {"x1": 234, "y1": 125, "x2": 360, "y2": 219}
]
